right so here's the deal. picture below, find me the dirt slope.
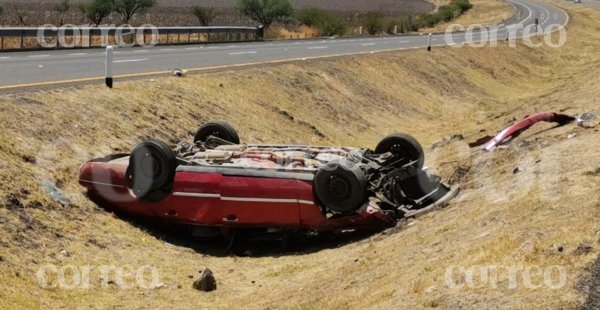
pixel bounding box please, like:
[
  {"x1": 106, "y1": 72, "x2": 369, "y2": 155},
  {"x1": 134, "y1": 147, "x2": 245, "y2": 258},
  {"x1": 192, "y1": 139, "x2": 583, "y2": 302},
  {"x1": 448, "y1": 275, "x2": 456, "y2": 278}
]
[{"x1": 1, "y1": 1, "x2": 600, "y2": 308}]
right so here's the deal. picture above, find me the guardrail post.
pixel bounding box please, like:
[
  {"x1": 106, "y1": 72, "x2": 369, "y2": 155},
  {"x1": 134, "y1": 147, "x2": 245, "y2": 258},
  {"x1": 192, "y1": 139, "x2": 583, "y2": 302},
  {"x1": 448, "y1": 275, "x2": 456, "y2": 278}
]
[
  {"x1": 427, "y1": 33, "x2": 432, "y2": 51},
  {"x1": 105, "y1": 46, "x2": 114, "y2": 88},
  {"x1": 256, "y1": 25, "x2": 264, "y2": 41},
  {"x1": 1, "y1": 36, "x2": 3, "y2": 50},
  {"x1": 20, "y1": 31, "x2": 24, "y2": 49}
]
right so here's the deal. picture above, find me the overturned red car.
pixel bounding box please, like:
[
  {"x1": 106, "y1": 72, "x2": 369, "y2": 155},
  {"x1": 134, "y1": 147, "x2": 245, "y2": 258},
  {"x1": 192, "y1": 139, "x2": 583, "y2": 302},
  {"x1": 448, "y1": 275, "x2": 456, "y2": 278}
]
[{"x1": 79, "y1": 122, "x2": 457, "y2": 235}]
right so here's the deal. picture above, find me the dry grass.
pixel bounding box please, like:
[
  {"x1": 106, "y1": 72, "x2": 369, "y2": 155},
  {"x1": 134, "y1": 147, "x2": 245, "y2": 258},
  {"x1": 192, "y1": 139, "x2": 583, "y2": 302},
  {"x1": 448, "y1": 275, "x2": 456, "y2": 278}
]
[{"x1": 2, "y1": 0, "x2": 600, "y2": 309}]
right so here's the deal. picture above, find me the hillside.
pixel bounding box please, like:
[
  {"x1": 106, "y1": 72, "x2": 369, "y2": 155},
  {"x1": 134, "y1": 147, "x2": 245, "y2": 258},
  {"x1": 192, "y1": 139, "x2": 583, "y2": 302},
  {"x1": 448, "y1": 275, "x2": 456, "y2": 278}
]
[{"x1": 1, "y1": 0, "x2": 600, "y2": 308}]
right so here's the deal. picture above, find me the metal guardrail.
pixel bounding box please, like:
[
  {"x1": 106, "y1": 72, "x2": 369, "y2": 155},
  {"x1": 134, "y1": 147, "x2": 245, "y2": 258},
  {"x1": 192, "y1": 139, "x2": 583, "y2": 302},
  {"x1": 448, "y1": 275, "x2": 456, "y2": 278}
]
[{"x1": 0, "y1": 26, "x2": 264, "y2": 51}]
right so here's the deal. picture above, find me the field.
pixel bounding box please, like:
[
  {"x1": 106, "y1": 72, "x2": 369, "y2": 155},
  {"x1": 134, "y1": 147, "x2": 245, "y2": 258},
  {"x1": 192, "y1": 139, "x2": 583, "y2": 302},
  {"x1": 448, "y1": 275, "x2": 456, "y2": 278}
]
[{"x1": 2, "y1": 0, "x2": 600, "y2": 308}]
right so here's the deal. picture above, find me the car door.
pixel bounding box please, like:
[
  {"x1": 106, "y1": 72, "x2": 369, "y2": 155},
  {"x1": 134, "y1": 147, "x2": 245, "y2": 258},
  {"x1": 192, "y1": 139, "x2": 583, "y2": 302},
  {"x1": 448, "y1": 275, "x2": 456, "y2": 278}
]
[{"x1": 219, "y1": 175, "x2": 301, "y2": 227}]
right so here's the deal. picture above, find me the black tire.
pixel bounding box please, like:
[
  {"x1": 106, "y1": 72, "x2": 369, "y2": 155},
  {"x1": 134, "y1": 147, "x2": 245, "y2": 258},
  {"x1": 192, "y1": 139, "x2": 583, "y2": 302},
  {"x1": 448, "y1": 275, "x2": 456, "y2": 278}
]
[
  {"x1": 194, "y1": 121, "x2": 240, "y2": 144},
  {"x1": 375, "y1": 133, "x2": 425, "y2": 169},
  {"x1": 127, "y1": 140, "x2": 177, "y2": 203},
  {"x1": 314, "y1": 160, "x2": 368, "y2": 214}
]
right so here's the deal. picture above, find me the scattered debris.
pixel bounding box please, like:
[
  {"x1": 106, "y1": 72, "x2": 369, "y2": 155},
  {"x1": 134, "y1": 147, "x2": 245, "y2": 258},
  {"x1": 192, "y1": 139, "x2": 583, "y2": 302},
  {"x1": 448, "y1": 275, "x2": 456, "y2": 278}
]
[
  {"x1": 474, "y1": 112, "x2": 575, "y2": 150},
  {"x1": 42, "y1": 180, "x2": 69, "y2": 206},
  {"x1": 193, "y1": 268, "x2": 217, "y2": 292},
  {"x1": 431, "y1": 134, "x2": 464, "y2": 150},
  {"x1": 573, "y1": 243, "x2": 593, "y2": 256},
  {"x1": 153, "y1": 283, "x2": 167, "y2": 289},
  {"x1": 577, "y1": 112, "x2": 599, "y2": 128},
  {"x1": 59, "y1": 249, "x2": 70, "y2": 257}
]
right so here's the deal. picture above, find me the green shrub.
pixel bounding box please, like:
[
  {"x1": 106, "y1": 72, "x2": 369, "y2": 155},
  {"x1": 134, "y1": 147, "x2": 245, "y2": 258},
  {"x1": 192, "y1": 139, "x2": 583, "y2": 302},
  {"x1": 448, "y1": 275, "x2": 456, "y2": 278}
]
[
  {"x1": 297, "y1": 7, "x2": 347, "y2": 36},
  {"x1": 416, "y1": 0, "x2": 471, "y2": 29},
  {"x1": 364, "y1": 11, "x2": 385, "y2": 35}
]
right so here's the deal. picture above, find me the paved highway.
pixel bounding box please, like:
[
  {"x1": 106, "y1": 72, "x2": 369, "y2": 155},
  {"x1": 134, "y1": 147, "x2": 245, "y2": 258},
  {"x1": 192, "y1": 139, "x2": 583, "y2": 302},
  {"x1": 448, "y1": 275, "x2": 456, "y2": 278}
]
[{"x1": 0, "y1": 0, "x2": 567, "y2": 89}]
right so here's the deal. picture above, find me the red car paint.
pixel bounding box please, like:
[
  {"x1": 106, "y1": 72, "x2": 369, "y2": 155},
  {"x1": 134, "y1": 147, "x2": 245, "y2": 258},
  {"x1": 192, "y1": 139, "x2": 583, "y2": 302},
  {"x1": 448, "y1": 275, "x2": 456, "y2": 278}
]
[{"x1": 79, "y1": 155, "x2": 395, "y2": 231}]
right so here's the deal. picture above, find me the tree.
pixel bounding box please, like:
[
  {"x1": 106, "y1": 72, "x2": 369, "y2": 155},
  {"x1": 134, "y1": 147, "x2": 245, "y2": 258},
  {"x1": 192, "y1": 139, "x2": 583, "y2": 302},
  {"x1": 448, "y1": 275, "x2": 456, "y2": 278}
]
[
  {"x1": 55, "y1": 0, "x2": 71, "y2": 25},
  {"x1": 236, "y1": 0, "x2": 293, "y2": 29},
  {"x1": 193, "y1": 6, "x2": 216, "y2": 26},
  {"x1": 84, "y1": 0, "x2": 115, "y2": 26},
  {"x1": 112, "y1": 0, "x2": 155, "y2": 24}
]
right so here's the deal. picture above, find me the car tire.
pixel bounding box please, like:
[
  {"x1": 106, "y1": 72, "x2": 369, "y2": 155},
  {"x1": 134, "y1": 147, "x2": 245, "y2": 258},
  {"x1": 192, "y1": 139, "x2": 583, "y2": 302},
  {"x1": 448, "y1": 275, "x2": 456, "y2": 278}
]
[
  {"x1": 127, "y1": 139, "x2": 177, "y2": 203},
  {"x1": 194, "y1": 121, "x2": 240, "y2": 144},
  {"x1": 314, "y1": 160, "x2": 367, "y2": 214},
  {"x1": 375, "y1": 133, "x2": 425, "y2": 169}
]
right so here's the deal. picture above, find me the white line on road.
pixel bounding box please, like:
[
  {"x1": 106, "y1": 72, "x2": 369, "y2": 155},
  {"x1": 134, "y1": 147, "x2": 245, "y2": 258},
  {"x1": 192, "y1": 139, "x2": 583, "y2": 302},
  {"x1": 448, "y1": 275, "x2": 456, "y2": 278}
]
[
  {"x1": 68, "y1": 53, "x2": 88, "y2": 56},
  {"x1": 228, "y1": 51, "x2": 257, "y2": 55},
  {"x1": 185, "y1": 47, "x2": 199, "y2": 50},
  {"x1": 0, "y1": 56, "x2": 11, "y2": 59},
  {"x1": 161, "y1": 48, "x2": 175, "y2": 51},
  {"x1": 308, "y1": 46, "x2": 328, "y2": 49},
  {"x1": 361, "y1": 43, "x2": 376, "y2": 46},
  {"x1": 134, "y1": 50, "x2": 149, "y2": 53},
  {"x1": 28, "y1": 55, "x2": 50, "y2": 58},
  {"x1": 113, "y1": 58, "x2": 149, "y2": 63}
]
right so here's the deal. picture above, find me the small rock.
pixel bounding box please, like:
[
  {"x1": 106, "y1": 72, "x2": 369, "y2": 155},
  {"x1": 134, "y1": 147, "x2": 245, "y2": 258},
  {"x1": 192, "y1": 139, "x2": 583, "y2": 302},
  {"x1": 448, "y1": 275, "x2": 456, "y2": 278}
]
[
  {"x1": 219, "y1": 83, "x2": 224, "y2": 87},
  {"x1": 173, "y1": 69, "x2": 184, "y2": 77},
  {"x1": 567, "y1": 133, "x2": 577, "y2": 139},
  {"x1": 154, "y1": 283, "x2": 166, "y2": 289},
  {"x1": 59, "y1": 249, "x2": 70, "y2": 257},
  {"x1": 188, "y1": 275, "x2": 194, "y2": 279},
  {"x1": 573, "y1": 243, "x2": 593, "y2": 256},
  {"x1": 354, "y1": 258, "x2": 359, "y2": 263},
  {"x1": 177, "y1": 285, "x2": 182, "y2": 289},
  {"x1": 251, "y1": 280, "x2": 255, "y2": 284},
  {"x1": 407, "y1": 221, "x2": 416, "y2": 227},
  {"x1": 553, "y1": 244, "x2": 565, "y2": 253},
  {"x1": 193, "y1": 268, "x2": 217, "y2": 292},
  {"x1": 513, "y1": 167, "x2": 522, "y2": 174}
]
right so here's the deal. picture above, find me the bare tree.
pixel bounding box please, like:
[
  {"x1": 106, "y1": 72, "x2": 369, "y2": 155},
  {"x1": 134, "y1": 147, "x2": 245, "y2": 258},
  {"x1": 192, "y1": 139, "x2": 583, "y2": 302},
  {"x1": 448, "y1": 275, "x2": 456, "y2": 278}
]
[
  {"x1": 5, "y1": 3, "x2": 28, "y2": 26},
  {"x1": 55, "y1": 0, "x2": 71, "y2": 25}
]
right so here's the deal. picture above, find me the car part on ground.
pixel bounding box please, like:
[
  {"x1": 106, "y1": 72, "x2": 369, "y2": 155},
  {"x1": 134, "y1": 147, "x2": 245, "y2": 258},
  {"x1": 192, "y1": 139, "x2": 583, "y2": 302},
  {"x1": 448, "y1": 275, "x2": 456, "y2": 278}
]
[
  {"x1": 577, "y1": 112, "x2": 599, "y2": 128},
  {"x1": 482, "y1": 112, "x2": 575, "y2": 151},
  {"x1": 80, "y1": 121, "x2": 457, "y2": 235}
]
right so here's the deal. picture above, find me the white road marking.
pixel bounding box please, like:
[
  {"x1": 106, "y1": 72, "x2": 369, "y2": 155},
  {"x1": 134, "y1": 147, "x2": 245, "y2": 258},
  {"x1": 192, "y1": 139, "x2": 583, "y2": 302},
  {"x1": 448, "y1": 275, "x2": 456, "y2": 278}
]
[
  {"x1": 134, "y1": 50, "x2": 149, "y2": 53},
  {"x1": 113, "y1": 58, "x2": 149, "y2": 63},
  {"x1": 228, "y1": 51, "x2": 257, "y2": 55},
  {"x1": 308, "y1": 46, "x2": 328, "y2": 49},
  {"x1": 28, "y1": 55, "x2": 50, "y2": 58},
  {"x1": 361, "y1": 43, "x2": 376, "y2": 46},
  {"x1": 68, "y1": 53, "x2": 87, "y2": 56},
  {"x1": 0, "y1": 56, "x2": 11, "y2": 59},
  {"x1": 161, "y1": 48, "x2": 175, "y2": 51},
  {"x1": 185, "y1": 47, "x2": 199, "y2": 50}
]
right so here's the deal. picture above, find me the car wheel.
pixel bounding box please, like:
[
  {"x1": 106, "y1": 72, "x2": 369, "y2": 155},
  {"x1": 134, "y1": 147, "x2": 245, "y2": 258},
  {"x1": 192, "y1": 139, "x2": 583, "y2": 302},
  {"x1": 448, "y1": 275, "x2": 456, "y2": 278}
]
[
  {"x1": 314, "y1": 160, "x2": 367, "y2": 214},
  {"x1": 127, "y1": 139, "x2": 177, "y2": 203},
  {"x1": 375, "y1": 133, "x2": 425, "y2": 169},
  {"x1": 194, "y1": 121, "x2": 240, "y2": 144}
]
